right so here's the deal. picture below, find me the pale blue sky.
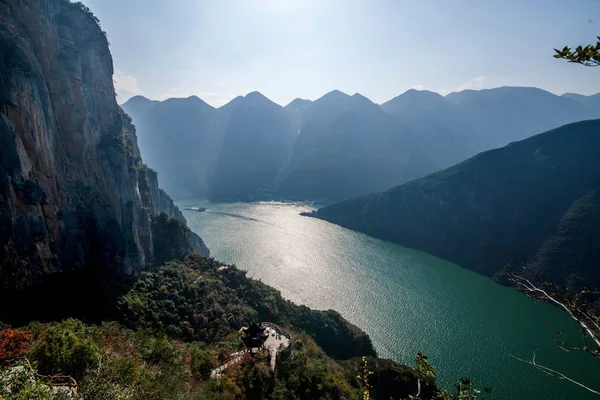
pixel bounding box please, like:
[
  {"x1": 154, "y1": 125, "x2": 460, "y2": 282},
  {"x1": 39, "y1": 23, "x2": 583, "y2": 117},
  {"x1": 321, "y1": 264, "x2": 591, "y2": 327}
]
[{"x1": 81, "y1": 0, "x2": 600, "y2": 107}]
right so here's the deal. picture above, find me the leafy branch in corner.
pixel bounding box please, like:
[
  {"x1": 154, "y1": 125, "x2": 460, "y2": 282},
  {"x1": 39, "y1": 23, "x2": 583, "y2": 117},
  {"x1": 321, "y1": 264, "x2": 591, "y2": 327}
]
[{"x1": 554, "y1": 37, "x2": 600, "y2": 66}]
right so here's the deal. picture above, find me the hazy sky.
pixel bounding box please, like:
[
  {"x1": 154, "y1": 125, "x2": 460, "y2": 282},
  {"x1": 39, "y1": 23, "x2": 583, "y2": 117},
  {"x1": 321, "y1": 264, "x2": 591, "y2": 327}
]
[{"x1": 81, "y1": 0, "x2": 600, "y2": 107}]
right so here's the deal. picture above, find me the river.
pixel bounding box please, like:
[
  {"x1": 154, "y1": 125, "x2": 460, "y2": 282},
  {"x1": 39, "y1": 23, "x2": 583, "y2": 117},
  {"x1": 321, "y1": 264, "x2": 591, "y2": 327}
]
[{"x1": 178, "y1": 199, "x2": 599, "y2": 400}]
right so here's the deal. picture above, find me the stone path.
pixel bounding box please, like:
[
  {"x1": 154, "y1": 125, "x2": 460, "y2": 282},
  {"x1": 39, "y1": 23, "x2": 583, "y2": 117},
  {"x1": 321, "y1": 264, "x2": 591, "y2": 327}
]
[
  {"x1": 210, "y1": 351, "x2": 245, "y2": 378},
  {"x1": 262, "y1": 325, "x2": 291, "y2": 371}
]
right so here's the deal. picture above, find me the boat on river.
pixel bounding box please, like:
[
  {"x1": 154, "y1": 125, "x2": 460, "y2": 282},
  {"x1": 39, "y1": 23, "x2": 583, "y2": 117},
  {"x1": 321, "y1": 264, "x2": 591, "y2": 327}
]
[{"x1": 184, "y1": 206, "x2": 206, "y2": 212}]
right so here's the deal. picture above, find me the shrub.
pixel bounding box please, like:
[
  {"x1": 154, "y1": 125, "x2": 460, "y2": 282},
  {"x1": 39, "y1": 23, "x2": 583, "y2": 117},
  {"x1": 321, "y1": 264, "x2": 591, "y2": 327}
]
[
  {"x1": 28, "y1": 319, "x2": 99, "y2": 380},
  {"x1": 0, "y1": 328, "x2": 31, "y2": 361},
  {"x1": 188, "y1": 343, "x2": 215, "y2": 381},
  {"x1": 0, "y1": 361, "x2": 52, "y2": 400}
]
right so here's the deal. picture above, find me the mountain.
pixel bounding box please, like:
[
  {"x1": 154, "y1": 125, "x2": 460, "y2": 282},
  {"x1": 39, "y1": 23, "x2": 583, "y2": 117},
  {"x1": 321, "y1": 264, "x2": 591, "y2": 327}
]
[
  {"x1": 296, "y1": 90, "x2": 382, "y2": 127},
  {"x1": 122, "y1": 95, "x2": 224, "y2": 199},
  {"x1": 382, "y1": 89, "x2": 482, "y2": 165},
  {"x1": 446, "y1": 86, "x2": 598, "y2": 150},
  {"x1": 120, "y1": 95, "x2": 159, "y2": 119},
  {"x1": 125, "y1": 86, "x2": 598, "y2": 204},
  {"x1": 0, "y1": 0, "x2": 207, "y2": 317},
  {"x1": 284, "y1": 97, "x2": 312, "y2": 132},
  {"x1": 313, "y1": 120, "x2": 600, "y2": 290},
  {"x1": 384, "y1": 87, "x2": 600, "y2": 159},
  {"x1": 209, "y1": 91, "x2": 296, "y2": 201},
  {"x1": 562, "y1": 92, "x2": 600, "y2": 115},
  {"x1": 275, "y1": 91, "x2": 442, "y2": 201}
]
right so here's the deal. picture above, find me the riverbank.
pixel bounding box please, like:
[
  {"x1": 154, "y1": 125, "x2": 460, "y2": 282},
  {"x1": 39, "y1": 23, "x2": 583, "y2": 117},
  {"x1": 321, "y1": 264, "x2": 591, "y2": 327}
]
[{"x1": 179, "y1": 199, "x2": 600, "y2": 399}]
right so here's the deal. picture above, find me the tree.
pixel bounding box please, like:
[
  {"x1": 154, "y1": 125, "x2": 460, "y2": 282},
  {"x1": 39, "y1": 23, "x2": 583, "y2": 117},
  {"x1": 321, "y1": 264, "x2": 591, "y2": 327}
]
[
  {"x1": 410, "y1": 353, "x2": 494, "y2": 400},
  {"x1": 554, "y1": 37, "x2": 600, "y2": 66}
]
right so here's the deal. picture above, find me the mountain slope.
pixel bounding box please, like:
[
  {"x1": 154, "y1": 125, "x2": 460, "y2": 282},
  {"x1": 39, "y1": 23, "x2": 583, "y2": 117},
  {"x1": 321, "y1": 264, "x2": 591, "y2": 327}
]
[
  {"x1": 562, "y1": 92, "x2": 600, "y2": 116},
  {"x1": 446, "y1": 86, "x2": 598, "y2": 150},
  {"x1": 285, "y1": 97, "x2": 312, "y2": 132},
  {"x1": 120, "y1": 95, "x2": 159, "y2": 120},
  {"x1": 0, "y1": 0, "x2": 206, "y2": 314},
  {"x1": 275, "y1": 91, "x2": 442, "y2": 201},
  {"x1": 124, "y1": 87, "x2": 599, "y2": 204},
  {"x1": 313, "y1": 120, "x2": 600, "y2": 288},
  {"x1": 210, "y1": 92, "x2": 296, "y2": 201},
  {"x1": 382, "y1": 89, "x2": 481, "y2": 164}
]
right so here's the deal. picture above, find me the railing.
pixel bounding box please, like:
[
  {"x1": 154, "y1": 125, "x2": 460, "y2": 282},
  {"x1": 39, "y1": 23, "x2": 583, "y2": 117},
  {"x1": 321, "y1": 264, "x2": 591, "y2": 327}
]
[
  {"x1": 3, "y1": 358, "x2": 79, "y2": 399},
  {"x1": 211, "y1": 322, "x2": 296, "y2": 378},
  {"x1": 261, "y1": 322, "x2": 294, "y2": 359},
  {"x1": 210, "y1": 351, "x2": 246, "y2": 379}
]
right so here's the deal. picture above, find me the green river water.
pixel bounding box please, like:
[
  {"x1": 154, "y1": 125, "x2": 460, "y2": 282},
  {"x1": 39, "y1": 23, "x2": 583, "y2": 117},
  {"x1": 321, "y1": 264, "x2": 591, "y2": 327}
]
[{"x1": 178, "y1": 199, "x2": 599, "y2": 400}]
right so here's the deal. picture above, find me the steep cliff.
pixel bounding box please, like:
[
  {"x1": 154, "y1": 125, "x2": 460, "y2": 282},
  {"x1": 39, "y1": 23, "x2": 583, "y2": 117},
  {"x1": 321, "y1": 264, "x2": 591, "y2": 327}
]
[
  {"x1": 0, "y1": 0, "x2": 207, "y2": 297},
  {"x1": 314, "y1": 120, "x2": 600, "y2": 289}
]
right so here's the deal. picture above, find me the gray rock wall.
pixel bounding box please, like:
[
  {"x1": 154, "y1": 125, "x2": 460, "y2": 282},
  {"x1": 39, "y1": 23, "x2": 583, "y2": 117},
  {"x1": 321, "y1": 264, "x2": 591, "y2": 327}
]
[{"x1": 0, "y1": 0, "x2": 207, "y2": 293}]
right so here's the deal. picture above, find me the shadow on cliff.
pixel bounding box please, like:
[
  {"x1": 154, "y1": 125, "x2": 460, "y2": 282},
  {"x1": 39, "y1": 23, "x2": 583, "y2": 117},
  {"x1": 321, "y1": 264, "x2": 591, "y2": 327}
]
[{"x1": 0, "y1": 266, "x2": 136, "y2": 326}]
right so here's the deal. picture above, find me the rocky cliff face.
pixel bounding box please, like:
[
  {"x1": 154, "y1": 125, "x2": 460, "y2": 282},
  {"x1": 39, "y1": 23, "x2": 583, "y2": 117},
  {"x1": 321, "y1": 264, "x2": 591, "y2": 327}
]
[{"x1": 0, "y1": 0, "x2": 207, "y2": 295}]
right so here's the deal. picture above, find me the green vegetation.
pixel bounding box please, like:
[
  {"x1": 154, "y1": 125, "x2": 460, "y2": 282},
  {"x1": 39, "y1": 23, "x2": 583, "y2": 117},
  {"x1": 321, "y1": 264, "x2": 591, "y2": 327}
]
[
  {"x1": 150, "y1": 214, "x2": 196, "y2": 266},
  {"x1": 0, "y1": 253, "x2": 450, "y2": 399},
  {"x1": 0, "y1": 360, "x2": 53, "y2": 400},
  {"x1": 555, "y1": 37, "x2": 600, "y2": 67},
  {"x1": 2, "y1": 320, "x2": 193, "y2": 400},
  {"x1": 0, "y1": 319, "x2": 460, "y2": 400},
  {"x1": 119, "y1": 253, "x2": 375, "y2": 359},
  {"x1": 61, "y1": 0, "x2": 108, "y2": 39},
  {"x1": 409, "y1": 354, "x2": 493, "y2": 400},
  {"x1": 96, "y1": 110, "x2": 142, "y2": 167},
  {"x1": 1, "y1": 253, "x2": 495, "y2": 399}
]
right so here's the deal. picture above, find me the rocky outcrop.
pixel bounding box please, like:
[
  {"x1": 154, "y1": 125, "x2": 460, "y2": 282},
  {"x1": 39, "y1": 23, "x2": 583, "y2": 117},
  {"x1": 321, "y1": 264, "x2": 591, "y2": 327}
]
[
  {"x1": 0, "y1": 0, "x2": 207, "y2": 294},
  {"x1": 149, "y1": 213, "x2": 206, "y2": 266},
  {"x1": 138, "y1": 165, "x2": 185, "y2": 223}
]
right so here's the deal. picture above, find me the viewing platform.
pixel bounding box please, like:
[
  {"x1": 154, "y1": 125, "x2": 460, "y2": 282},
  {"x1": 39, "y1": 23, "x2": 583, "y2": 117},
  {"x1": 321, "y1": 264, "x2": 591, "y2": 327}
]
[{"x1": 210, "y1": 322, "x2": 292, "y2": 378}]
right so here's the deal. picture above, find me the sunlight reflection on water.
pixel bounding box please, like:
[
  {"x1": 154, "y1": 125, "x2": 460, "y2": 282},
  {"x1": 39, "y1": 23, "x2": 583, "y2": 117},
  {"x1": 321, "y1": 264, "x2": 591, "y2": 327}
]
[{"x1": 179, "y1": 199, "x2": 600, "y2": 400}]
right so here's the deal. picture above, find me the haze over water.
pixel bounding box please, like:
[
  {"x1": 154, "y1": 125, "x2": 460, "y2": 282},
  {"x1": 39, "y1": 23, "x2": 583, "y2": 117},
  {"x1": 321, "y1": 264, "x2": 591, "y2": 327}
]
[{"x1": 179, "y1": 199, "x2": 599, "y2": 400}]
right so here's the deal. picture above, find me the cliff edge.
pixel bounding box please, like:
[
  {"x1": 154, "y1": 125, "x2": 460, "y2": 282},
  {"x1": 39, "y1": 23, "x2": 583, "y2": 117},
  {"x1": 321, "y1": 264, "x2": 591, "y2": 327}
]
[{"x1": 0, "y1": 0, "x2": 207, "y2": 295}]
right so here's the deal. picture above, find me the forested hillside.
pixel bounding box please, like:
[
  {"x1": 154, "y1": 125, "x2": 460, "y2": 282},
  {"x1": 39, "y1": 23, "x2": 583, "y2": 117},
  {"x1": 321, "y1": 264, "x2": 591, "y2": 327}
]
[{"x1": 313, "y1": 120, "x2": 600, "y2": 291}]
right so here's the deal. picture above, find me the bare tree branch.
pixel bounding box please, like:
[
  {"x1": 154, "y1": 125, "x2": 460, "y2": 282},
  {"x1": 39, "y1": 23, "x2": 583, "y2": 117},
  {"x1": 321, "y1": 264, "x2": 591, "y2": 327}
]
[
  {"x1": 509, "y1": 352, "x2": 600, "y2": 396},
  {"x1": 507, "y1": 269, "x2": 600, "y2": 353}
]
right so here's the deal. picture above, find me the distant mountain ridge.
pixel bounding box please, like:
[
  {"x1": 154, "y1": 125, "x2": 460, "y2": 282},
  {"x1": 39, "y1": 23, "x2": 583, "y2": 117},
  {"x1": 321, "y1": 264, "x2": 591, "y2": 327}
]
[
  {"x1": 122, "y1": 87, "x2": 600, "y2": 203},
  {"x1": 312, "y1": 120, "x2": 600, "y2": 291},
  {"x1": 122, "y1": 88, "x2": 600, "y2": 110}
]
